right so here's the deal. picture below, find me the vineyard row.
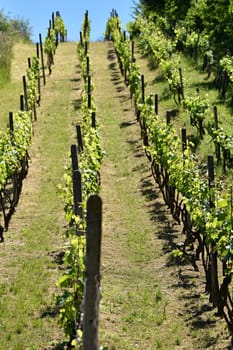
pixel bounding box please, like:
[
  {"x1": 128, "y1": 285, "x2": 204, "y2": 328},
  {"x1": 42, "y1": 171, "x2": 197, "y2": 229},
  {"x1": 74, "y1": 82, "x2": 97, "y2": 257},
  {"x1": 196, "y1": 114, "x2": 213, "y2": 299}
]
[{"x1": 105, "y1": 9, "x2": 233, "y2": 344}]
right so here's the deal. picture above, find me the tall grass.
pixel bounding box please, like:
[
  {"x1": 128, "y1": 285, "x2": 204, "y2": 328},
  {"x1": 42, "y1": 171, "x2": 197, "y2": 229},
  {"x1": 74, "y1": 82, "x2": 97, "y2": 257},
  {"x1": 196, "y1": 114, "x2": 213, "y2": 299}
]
[{"x1": 0, "y1": 31, "x2": 13, "y2": 86}]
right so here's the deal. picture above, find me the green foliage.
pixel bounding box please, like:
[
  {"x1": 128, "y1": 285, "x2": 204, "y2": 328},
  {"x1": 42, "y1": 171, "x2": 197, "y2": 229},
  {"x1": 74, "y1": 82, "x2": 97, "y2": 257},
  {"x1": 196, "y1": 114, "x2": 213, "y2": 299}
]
[
  {"x1": 44, "y1": 28, "x2": 56, "y2": 55},
  {"x1": 0, "y1": 31, "x2": 13, "y2": 86},
  {"x1": 183, "y1": 91, "x2": 209, "y2": 137},
  {"x1": 160, "y1": 54, "x2": 181, "y2": 95},
  {"x1": 56, "y1": 13, "x2": 104, "y2": 347},
  {"x1": 0, "y1": 111, "x2": 32, "y2": 188},
  {"x1": 54, "y1": 15, "x2": 66, "y2": 39},
  {"x1": 126, "y1": 16, "x2": 183, "y2": 102},
  {"x1": 105, "y1": 15, "x2": 121, "y2": 40},
  {"x1": 26, "y1": 56, "x2": 40, "y2": 109},
  {"x1": 56, "y1": 235, "x2": 85, "y2": 346},
  {"x1": 219, "y1": 55, "x2": 233, "y2": 91},
  {"x1": 133, "y1": 0, "x2": 233, "y2": 60},
  {"x1": 0, "y1": 53, "x2": 39, "y2": 193},
  {"x1": 43, "y1": 13, "x2": 67, "y2": 75},
  {"x1": 113, "y1": 12, "x2": 233, "y2": 337}
]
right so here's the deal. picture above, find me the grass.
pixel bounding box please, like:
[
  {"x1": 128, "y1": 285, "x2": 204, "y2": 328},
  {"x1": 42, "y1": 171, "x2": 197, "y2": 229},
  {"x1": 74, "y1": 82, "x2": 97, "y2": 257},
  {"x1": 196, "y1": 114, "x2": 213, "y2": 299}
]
[
  {"x1": 0, "y1": 41, "x2": 78, "y2": 349},
  {"x1": 0, "y1": 37, "x2": 231, "y2": 349},
  {"x1": 90, "y1": 41, "x2": 226, "y2": 350},
  {"x1": 91, "y1": 40, "x2": 232, "y2": 349}
]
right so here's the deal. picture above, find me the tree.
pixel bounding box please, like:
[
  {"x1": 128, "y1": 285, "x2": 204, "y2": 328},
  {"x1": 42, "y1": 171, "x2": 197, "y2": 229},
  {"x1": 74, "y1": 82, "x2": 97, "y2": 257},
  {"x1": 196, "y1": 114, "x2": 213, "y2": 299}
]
[{"x1": 9, "y1": 17, "x2": 32, "y2": 42}]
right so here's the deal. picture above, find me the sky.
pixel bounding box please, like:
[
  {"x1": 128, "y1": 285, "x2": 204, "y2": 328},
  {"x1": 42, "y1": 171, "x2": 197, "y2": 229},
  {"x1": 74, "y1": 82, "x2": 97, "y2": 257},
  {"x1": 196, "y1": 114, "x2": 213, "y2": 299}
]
[{"x1": 0, "y1": 0, "x2": 136, "y2": 42}]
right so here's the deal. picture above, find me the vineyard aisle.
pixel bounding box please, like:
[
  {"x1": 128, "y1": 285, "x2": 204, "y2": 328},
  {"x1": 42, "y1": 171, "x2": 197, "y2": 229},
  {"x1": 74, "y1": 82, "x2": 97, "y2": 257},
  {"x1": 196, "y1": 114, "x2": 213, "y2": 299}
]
[
  {"x1": 90, "y1": 41, "x2": 230, "y2": 350},
  {"x1": 0, "y1": 42, "x2": 79, "y2": 349},
  {"x1": 0, "y1": 39, "x2": 230, "y2": 350}
]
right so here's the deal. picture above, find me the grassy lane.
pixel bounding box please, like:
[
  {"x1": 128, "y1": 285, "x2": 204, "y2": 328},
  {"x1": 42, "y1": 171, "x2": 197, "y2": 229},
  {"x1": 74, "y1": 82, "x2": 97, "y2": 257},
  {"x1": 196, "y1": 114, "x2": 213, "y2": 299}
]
[
  {"x1": 0, "y1": 42, "x2": 79, "y2": 349},
  {"x1": 90, "y1": 41, "x2": 230, "y2": 350},
  {"x1": 90, "y1": 41, "x2": 190, "y2": 350},
  {"x1": 0, "y1": 38, "x2": 230, "y2": 350}
]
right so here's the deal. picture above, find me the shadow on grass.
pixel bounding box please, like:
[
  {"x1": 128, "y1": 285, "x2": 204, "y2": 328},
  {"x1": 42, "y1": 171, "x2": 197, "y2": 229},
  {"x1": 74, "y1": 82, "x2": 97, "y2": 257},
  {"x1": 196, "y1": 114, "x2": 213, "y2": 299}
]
[
  {"x1": 106, "y1": 40, "x2": 229, "y2": 350},
  {"x1": 171, "y1": 268, "x2": 198, "y2": 290},
  {"x1": 172, "y1": 267, "x2": 222, "y2": 348},
  {"x1": 72, "y1": 98, "x2": 82, "y2": 111},
  {"x1": 43, "y1": 341, "x2": 67, "y2": 350},
  {"x1": 70, "y1": 74, "x2": 82, "y2": 110},
  {"x1": 41, "y1": 305, "x2": 59, "y2": 319},
  {"x1": 127, "y1": 136, "x2": 180, "y2": 255},
  {"x1": 184, "y1": 297, "x2": 220, "y2": 348},
  {"x1": 107, "y1": 46, "x2": 131, "y2": 105},
  {"x1": 49, "y1": 250, "x2": 65, "y2": 265},
  {"x1": 152, "y1": 74, "x2": 165, "y2": 85},
  {"x1": 191, "y1": 79, "x2": 215, "y2": 91},
  {"x1": 125, "y1": 127, "x2": 223, "y2": 346},
  {"x1": 120, "y1": 120, "x2": 136, "y2": 128},
  {"x1": 70, "y1": 77, "x2": 81, "y2": 87},
  {"x1": 159, "y1": 87, "x2": 173, "y2": 101}
]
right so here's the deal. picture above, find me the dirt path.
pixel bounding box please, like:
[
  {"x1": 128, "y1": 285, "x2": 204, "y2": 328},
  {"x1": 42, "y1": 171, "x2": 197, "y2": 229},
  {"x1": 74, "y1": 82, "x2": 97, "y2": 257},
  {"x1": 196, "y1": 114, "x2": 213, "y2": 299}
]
[{"x1": 90, "y1": 41, "x2": 230, "y2": 350}]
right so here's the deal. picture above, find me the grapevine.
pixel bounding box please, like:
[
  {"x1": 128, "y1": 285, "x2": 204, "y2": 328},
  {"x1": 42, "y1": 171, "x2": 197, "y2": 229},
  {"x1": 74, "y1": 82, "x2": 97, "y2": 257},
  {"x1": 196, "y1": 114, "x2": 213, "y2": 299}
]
[
  {"x1": 56, "y1": 12, "x2": 104, "y2": 349},
  {"x1": 107, "y1": 9, "x2": 233, "y2": 340}
]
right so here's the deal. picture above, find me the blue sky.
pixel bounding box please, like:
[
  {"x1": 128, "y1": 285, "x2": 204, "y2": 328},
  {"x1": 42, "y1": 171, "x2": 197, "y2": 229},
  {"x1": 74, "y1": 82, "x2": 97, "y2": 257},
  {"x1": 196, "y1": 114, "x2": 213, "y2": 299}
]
[{"x1": 0, "y1": 0, "x2": 136, "y2": 42}]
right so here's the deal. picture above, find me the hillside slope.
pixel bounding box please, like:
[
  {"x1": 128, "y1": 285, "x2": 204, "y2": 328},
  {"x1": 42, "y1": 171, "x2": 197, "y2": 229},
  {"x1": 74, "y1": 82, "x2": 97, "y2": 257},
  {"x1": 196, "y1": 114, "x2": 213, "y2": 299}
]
[
  {"x1": 0, "y1": 41, "x2": 79, "y2": 349},
  {"x1": 90, "y1": 41, "x2": 230, "y2": 350},
  {"x1": 0, "y1": 40, "x2": 230, "y2": 349}
]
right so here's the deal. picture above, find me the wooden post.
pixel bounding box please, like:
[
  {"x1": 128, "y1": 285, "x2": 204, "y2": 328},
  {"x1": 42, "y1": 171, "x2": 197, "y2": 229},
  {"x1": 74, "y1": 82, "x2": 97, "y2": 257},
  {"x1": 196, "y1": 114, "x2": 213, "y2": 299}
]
[
  {"x1": 71, "y1": 144, "x2": 79, "y2": 171},
  {"x1": 207, "y1": 155, "x2": 220, "y2": 308},
  {"x1": 84, "y1": 10, "x2": 89, "y2": 38},
  {"x1": 27, "y1": 57, "x2": 31, "y2": 69},
  {"x1": 83, "y1": 194, "x2": 102, "y2": 350},
  {"x1": 154, "y1": 94, "x2": 158, "y2": 115},
  {"x1": 131, "y1": 40, "x2": 134, "y2": 60},
  {"x1": 88, "y1": 75, "x2": 91, "y2": 109},
  {"x1": 52, "y1": 12, "x2": 55, "y2": 29},
  {"x1": 85, "y1": 41, "x2": 88, "y2": 56},
  {"x1": 39, "y1": 33, "x2": 46, "y2": 85},
  {"x1": 49, "y1": 20, "x2": 52, "y2": 31},
  {"x1": 36, "y1": 42, "x2": 40, "y2": 60},
  {"x1": 214, "y1": 106, "x2": 221, "y2": 164},
  {"x1": 72, "y1": 169, "x2": 82, "y2": 221},
  {"x1": 33, "y1": 104, "x2": 37, "y2": 121},
  {"x1": 182, "y1": 127, "x2": 187, "y2": 154},
  {"x1": 86, "y1": 56, "x2": 90, "y2": 77},
  {"x1": 76, "y1": 124, "x2": 84, "y2": 153},
  {"x1": 208, "y1": 155, "x2": 214, "y2": 191},
  {"x1": 214, "y1": 106, "x2": 218, "y2": 130},
  {"x1": 141, "y1": 75, "x2": 145, "y2": 104},
  {"x1": 9, "y1": 112, "x2": 14, "y2": 141},
  {"x1": 91, "y1": 112, "x2": 96, "y2": 128},
  {"x1": 36, "y1": 43, "x2": 41, "y2": 105},
  {"x1": 179, "y1": 67, "x2": 184, "y2": 100},
  {"x1": 80, "y1": 31, "x2": 83, "y2": 46},
  {"x1": 20, "y1": 94, "x2": 24, "y2": 111},
  {"x1": 166, "y1": 110, "x2": 171, "y2": 124},
  {"x1": 23, "y1": 75, "x2": 28, "y2": 111}
]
